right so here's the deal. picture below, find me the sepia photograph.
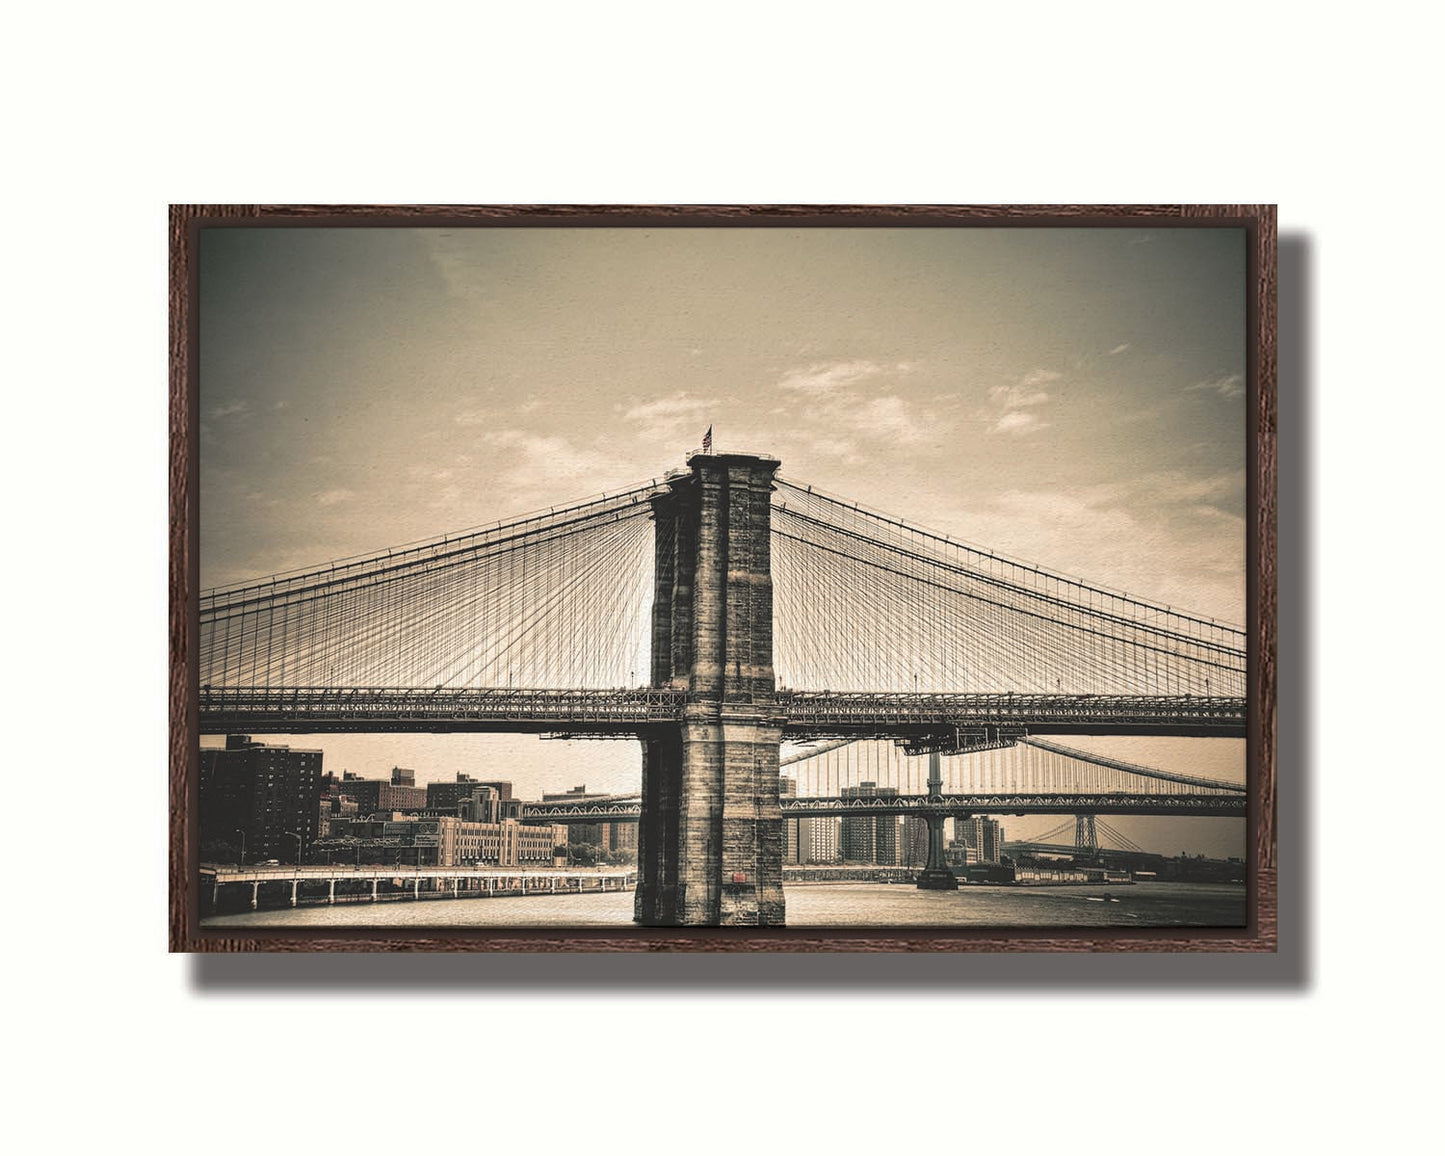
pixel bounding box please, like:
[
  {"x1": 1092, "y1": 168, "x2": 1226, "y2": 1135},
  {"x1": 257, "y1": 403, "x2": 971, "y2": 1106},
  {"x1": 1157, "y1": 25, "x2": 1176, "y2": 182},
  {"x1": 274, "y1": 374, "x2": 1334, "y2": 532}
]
[{"x1": 173, "y1": 205, "x2": 1272, "y2": 948}]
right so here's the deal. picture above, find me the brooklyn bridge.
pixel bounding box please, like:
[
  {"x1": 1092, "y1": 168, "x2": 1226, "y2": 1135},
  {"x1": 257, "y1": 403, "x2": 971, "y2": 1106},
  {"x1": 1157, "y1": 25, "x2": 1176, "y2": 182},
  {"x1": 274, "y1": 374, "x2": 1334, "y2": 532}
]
[{"x1": 198, "y1": 450, "x2": 1247, "y2": 926}]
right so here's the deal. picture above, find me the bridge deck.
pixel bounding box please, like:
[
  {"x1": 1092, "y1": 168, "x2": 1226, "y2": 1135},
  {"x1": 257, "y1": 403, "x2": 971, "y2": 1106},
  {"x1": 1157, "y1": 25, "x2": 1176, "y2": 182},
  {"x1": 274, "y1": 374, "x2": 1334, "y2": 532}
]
[
  {"x1": 518, "y1": 792, "x2": 1244, "y2": 821},
  {"x1": 199, "y1": 687, "x2": 1246, "y2": 738}
]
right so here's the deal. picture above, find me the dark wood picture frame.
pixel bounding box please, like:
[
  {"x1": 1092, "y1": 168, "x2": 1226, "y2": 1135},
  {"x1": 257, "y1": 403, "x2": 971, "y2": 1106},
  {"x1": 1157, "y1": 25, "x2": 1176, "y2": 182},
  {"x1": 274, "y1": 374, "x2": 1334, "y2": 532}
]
[{"x1": 169, "y1": 203, "x2": 1276, "y2": 953}]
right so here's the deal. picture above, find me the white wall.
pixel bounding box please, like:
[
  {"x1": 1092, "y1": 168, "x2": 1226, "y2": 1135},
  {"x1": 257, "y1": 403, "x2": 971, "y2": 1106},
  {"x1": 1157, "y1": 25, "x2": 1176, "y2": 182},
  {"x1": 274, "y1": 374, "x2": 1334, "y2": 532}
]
[{"x1": 6, "y1": 3, "x2": 1437, "y2": 1152}]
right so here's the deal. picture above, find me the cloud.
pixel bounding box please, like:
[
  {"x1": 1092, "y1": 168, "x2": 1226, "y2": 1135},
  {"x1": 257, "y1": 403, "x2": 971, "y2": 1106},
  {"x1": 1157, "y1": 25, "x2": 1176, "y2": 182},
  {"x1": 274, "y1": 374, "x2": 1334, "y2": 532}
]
[
  {"x1": 992, "y1": 411, "x2": 1047, "y2": 436},
  {"x1": 1108, "y1": 343, "x2": 1131, "y2": 356},
  {"x1": 777, "y1": 359, "x2": 898, "y2": 394},
  {"x1": 623, "y1": 393, "x2": 709, "y2": 425},
  {"x1": 1186, "y1": 373, "x2": 1245, "y2": 399},
  {"x1": 210, "y1": 399, "x2": 250, "y2": 419},
  {"x1": 990, "y1": 384, "x2": 1051, "y2": 409},
  {"x1": 620, "y1": 393, "x2": 713, "y2": 445},
  {"x1": 854, "y1": 396, "x2": 930, "y2": 444},
  {"x1": 765, "y1": 361, "x2": 933, "y2": 453},
  {"x1": 781, "y1": 428, "x2": 863, "y2": 464},
  {"x1": 317, "y1": 489, "x2": 355, "y2": 506},
  {"x1": 1190, "y1": 503, "x2": 1245, "y2": 525},
  {"x1": 479, "y1": 428, "x2": 637, "y2": 507},
  {"x1": 1144, "y1": 470, "x2": 1241, "y2": 504},
  {"x1": 946, "y1": 480, "x2": 1245, "y2": 623},
  {"x1": 988, "y1": 369, "x2": 1057, "y2": 435}
]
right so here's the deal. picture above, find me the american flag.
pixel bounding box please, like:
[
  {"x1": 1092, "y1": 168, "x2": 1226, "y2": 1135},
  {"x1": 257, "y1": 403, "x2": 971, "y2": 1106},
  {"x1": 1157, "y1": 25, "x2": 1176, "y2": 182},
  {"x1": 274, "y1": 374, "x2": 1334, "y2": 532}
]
[{"x1": 702, "y1": 425, "x2": 712, "y2": 453}]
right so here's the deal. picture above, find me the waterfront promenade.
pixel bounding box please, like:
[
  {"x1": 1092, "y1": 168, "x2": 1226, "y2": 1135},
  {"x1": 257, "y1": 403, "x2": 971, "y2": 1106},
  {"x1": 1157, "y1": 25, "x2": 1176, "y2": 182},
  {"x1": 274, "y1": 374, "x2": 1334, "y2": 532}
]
[{"x1": 201, "y1": 864, "x2": 638, "y2": 913}]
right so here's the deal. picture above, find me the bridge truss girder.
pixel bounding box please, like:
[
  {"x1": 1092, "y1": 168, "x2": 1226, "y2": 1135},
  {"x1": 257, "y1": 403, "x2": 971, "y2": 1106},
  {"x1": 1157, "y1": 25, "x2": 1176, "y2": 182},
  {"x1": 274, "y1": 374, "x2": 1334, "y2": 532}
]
[
  {"x1": 520, "y1": 792, "x2": 1244, "y2": 824},
  {"x1": 199, "y1": 686, "x2": 1247, "y2": 740}
]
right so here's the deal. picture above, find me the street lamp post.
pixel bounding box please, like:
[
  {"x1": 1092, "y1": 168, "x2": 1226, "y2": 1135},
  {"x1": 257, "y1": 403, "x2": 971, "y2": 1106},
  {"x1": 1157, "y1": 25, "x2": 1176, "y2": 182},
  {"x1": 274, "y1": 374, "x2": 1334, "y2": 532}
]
[
  {"x1": 285, "y1": 830, "x2": 304, "y2": 866},
  {"x1": 234, "y1": 829, "x2": 246, "y2": 866}
]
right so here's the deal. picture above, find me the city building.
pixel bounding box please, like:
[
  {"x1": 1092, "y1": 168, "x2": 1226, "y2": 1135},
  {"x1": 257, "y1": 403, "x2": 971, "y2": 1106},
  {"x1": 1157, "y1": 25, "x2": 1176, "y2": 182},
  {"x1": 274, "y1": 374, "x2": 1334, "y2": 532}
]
[
  {"x1": 954, "y1": 815, "x2": 1005, "y2": 863},
  {"x1": 317, "y1": 795, "x2": 359, "y2": 838},
  {"x1": 338, "y1": 771, "x2": 427, "y2": 814},
  {"x1": 390, "y1": 767, "x2": 416, "y2": 787},
  {"x1": 420, "y1": 774, "x2": 507, "y2": 824},
  {"x1": 425, "y1": 772, "x2": 514, "y2": 812},
  {"x1": 541, "y1": 785, "x2": 635, "y2": 857},
  {"x1": 796, "y1": 816, "x2": 841, "y2": 864},
  {"x1": 427, "y1": 772, "x2": 478, "y2": 812},
  {"x1": 199, "y1": 735, "x2": 323, "y2": 864},
  {"x1": 944, "y1": 839, "x2": 977, "y2": 868},
  {"x1": 839, "y1": 782, "x2": 899, "y2": 865},
  {"x1": 458, "y1": 785, "x2": 503, "y2": 824},
  {"x1": 779, "y1": 775, "x2": 799, "y2": 864},
  {"x1": 313, "y1": 814, "x2": 563, "y2": 868},
  {"x1": 607, "y1": 822, "x2": 638, "y2": 854},
  {"x1": 900, "y1": 816, "x2": 930, "y2": 867}
]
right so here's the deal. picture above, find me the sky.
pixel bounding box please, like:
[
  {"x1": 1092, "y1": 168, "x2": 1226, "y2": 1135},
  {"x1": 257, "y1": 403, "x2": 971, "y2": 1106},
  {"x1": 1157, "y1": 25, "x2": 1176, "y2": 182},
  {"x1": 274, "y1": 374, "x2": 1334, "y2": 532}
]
[{"x1": 199, "y1": 225, "x2": 1247, "y2": 858}]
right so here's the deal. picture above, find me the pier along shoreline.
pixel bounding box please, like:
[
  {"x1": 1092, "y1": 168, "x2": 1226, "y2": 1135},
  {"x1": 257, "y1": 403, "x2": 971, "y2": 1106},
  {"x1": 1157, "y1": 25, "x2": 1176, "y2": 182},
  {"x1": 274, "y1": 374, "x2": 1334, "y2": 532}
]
[{"x1": 201, "y1": 864, "x2": 639, "y2": 915}]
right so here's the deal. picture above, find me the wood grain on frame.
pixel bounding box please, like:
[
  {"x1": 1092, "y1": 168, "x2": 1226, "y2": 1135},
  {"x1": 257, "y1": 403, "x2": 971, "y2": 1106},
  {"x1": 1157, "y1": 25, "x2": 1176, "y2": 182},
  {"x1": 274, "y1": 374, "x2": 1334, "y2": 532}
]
[{"x1": 169, "y1": 204, "x2": 1278, "y2": 953}]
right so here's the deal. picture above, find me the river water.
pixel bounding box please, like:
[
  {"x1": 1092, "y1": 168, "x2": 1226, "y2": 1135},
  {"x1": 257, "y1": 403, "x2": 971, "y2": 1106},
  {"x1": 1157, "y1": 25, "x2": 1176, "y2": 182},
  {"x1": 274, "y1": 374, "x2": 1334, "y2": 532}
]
[{"x1": 202, "y1": 881, "x2": 1244, "y2": 930}]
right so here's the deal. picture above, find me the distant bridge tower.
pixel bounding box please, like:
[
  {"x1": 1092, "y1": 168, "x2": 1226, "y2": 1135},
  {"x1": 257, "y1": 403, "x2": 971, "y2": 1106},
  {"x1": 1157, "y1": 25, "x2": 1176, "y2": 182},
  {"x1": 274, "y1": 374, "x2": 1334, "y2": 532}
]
[
  {"x1": 915, "y1": 750, "x2": 959, "y2": 890},
  {"x1": 1074, "y1": 813, "x2": 1099, "y2": 860},
  {"x1": 635, "y1": 452, "x2": 785, "y2": 926}
]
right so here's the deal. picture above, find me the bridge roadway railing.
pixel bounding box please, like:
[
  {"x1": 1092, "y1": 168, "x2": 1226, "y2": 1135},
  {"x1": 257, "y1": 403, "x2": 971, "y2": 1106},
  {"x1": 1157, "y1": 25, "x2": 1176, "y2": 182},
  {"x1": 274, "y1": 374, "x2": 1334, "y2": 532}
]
[
  {"x1": 198, "y1": 686, "x2": 691, "y2": 734},
  {"x1": 777, "y1": 792, "x2": 1245, "y2": 817},
  {"x1": 200, "y1": 686, "x2": 1246, "y2": 738},
  {"x1": 777, "y1": 691, "x2": 1247, "y2": 738},
  {"x1": 519, "y1": 791, "x2": 1245, "y2": 822}
]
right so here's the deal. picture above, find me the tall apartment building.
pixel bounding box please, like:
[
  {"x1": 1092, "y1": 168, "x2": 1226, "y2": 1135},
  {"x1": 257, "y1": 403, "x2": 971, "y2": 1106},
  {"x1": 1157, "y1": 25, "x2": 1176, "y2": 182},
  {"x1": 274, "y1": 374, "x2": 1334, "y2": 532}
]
[
  {"x1": 900, "y1": 816, "x2": 930, "y2": 867},
  {"x1": 199, "y1": 735, "x2": 323, "y2": 864},
  {"x1": 954, "y1": 815, "x2": 1005, "y2": 863},
  {"x1": 779, "y1": 775, "x2": 799, "y2": 864},
  {"x1": 839, "y1": 782, "x2": 899, "y2": 865},
  {"x1": 796, "y1": 816, "x2": 841, "y2": 864}
]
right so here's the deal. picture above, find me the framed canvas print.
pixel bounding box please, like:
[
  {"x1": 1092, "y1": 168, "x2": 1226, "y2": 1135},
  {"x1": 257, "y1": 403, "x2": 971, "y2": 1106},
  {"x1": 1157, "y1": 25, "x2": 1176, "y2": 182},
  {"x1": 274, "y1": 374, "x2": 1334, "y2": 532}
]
[{"x1": 169, "y1": 204, "x2": 1276, "y2": 952}]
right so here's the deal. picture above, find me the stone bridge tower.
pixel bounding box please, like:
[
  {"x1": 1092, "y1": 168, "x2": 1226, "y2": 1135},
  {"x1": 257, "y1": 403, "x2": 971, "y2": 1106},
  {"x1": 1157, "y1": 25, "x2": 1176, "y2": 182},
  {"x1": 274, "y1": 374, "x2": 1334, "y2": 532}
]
[{"x1": 634, "y1": 452, "x2": 785, "y2": 926}]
